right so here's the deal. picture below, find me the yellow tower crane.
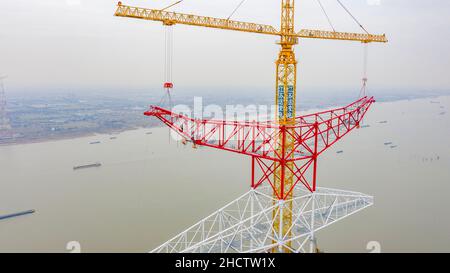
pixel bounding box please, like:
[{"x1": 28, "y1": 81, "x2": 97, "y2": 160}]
[{"x1": 114, "y1": 1, "x2": 387, "y2": 253}]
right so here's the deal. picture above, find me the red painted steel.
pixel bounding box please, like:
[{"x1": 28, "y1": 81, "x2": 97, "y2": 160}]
[
  {"x1": 164, "y1": 82, "x2": 174, "y2": 88},
  {"x1": 144, "y1": 96, "x2": 375, "y2": 198}
]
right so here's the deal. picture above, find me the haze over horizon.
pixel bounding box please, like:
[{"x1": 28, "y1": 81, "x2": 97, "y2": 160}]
[
  {"x1": 1, "y1": 0, "x2": 449, "y2": 94},
  {"x1": 2, "y1": 1, "x2": 450, "y2": 255}
]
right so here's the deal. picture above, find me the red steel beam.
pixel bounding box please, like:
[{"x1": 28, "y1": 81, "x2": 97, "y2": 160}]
[{"x1": 144, "y1": 96, "x2": 375, "y2": 195}]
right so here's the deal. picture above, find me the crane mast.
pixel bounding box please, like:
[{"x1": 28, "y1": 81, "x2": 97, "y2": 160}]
[
  {"x1": 114, "y1": 1, "x2": 387, "y2": 253},
  {"x1": 274, "y1": 0, "x2": 297, "y2": 252}
]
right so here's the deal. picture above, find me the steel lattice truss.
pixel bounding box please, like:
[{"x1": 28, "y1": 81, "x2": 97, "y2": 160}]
[
  {"x1": 145, "y1": 96, "x2": 374, "y2": 198},
  {"x1": 145, "y1": 96, "x2": 374, "y2": 252},
  {"x1": 151, "y1": 186, "x2": 373, "y2": 253},
  {"x1": 114, "y1": 4, "x2": 387, "y2": 43}
]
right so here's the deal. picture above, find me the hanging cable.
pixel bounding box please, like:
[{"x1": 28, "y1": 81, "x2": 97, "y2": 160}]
[
  {"x1": 359, "y1": 43, "x2": 369, "y2": 98},
  {"x1": 157, "y1": 1, "x2": 181, "y2": 142},
  {"x1": 158, "y1": 25, "x2": 174, "y2": 109},
  {"x1": 316, "y1": 0, "x2": 336, "y2": 32},
  {"x1": 363, "y1": 42, "x2": 368, "y2": 80},
  {"x1": 161, "y1": 25, "x2": 175, "y2": 143},
  {"x1": 336, "y1": 0, "x2": 369, "y2": 34},
  {"x1": 165, "y1": 25, "x2": 173, "y2": 109},
  {"x1": 161, "y1": 0, "x2": 184, "y2": 12},
  {"x1": 227, "y1": 0, "x2": 248, "y2": 20}
]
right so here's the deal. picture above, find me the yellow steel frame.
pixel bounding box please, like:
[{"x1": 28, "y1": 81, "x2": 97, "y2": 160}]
[
  {"x1": 115, "y1": 4, "x2": 279, "y2": 32},
  {"x1": 273, "y1": 0, "x2": 297, "y2": 252},
  {"x1": 114, "y1": 1, "x2": 387, "y2": 253},
  {"x1": 114, "y1": 4, "x2": 387, "y2": 42}
]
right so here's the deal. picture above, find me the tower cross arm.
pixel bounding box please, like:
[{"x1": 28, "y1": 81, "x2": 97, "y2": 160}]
[
  {"x1": 295, "y1": 29, "x2": 387, "y2": 43},
  {"x1": 114, "y1": 3, "x2": 280, "y2": 36}
]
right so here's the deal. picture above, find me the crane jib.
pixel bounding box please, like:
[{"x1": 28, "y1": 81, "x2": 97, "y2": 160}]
[{"x1": 114, "y1": 3, "x2": 387, "y2": 43}]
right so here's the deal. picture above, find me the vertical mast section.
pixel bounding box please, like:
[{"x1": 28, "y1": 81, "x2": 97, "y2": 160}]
[
  {"x1": 280, "y1": 0, "x2": 296, "y2": 46},
  {"x1": 273, "y1": 0, "x2": 298, "y2": 252}
]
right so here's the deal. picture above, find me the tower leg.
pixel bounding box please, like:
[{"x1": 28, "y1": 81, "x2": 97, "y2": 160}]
[{"x1": 309, "y1": 192, "x2": 317, "y2": 253}]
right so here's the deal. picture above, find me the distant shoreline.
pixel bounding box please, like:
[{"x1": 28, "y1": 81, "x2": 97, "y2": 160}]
[
  {"x1": 0, "y1": 127, "x2": 150, "y2": 147},
  {"x1": 1, "y1": 94, "x2": 448, "y2": 147}
]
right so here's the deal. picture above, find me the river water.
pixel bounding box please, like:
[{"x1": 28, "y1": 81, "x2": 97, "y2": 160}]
[{"x1": 0, "y1": 96, "x2": 449, "y2": 252}]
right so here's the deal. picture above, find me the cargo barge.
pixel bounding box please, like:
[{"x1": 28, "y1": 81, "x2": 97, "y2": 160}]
[
  {"x1": 0, "y1": 209, "x2": 35, "y2": 221},
  {"x1": 73, "y1": 163, "x2": 101, "y2": 170}
]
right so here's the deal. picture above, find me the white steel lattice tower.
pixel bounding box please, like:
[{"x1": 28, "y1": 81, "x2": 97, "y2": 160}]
[{"x1": 151, "y1": 186, "x2": 373, "y2": 253}]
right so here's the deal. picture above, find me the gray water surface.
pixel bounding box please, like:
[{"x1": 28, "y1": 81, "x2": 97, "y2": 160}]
[{"x1": 0, "y1": 96, "x2": 449, "y2": 252}]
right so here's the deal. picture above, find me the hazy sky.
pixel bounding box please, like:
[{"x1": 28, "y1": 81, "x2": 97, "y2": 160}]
[{"x1": 0, "y1": 0, "x2": 449, "y2": 93}]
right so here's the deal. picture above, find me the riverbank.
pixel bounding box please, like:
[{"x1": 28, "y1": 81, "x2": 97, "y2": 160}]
[{"x1": 1, "y1": 93, "x2": 448, "y2": 147}]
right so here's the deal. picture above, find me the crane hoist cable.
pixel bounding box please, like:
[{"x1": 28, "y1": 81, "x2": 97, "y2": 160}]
[
  {"x1": 363, "y1": 42, "x2": 369, "y2": 80},
  {"x1": 165, "y1": 25, "x2": 173, "y2": 109},
  {"x1": 159, "y1": 1, "x2": 184, "y2": 109},
  {"x1": 358, "y1": 43, "x2": 369, "y2": 98},
  {"x1": 157, "y1": 0, "x2": 249, "y2": 107},
  {"x1": 156, "y1": 23, "x2": 175, "y2": 143},
  {"x1": 316, "y1": 0, "x2": 336, "y2": 32},
  {"x1": 336, "y1": 0, "x2": 369, "y2": 34},
  {"x1": 158, "y1": 24, "x2": 174, "y2": 109}
]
